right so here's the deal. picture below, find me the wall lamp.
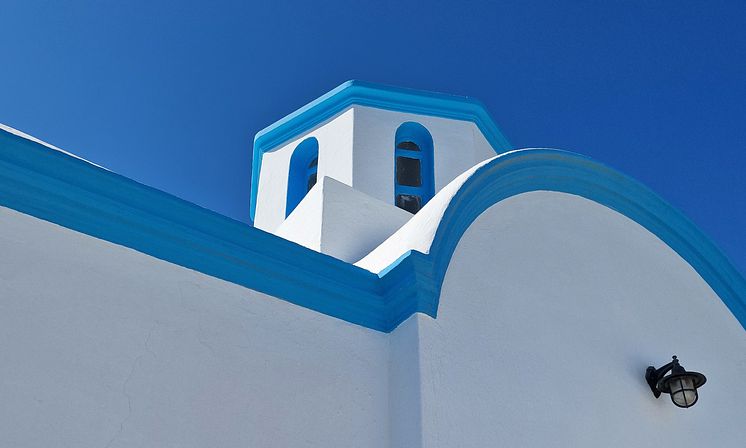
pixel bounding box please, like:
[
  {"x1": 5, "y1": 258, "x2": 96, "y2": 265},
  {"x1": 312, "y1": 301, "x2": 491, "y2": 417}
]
[{"x1": 646, "y1": 355, "x2": 706, "y2": 408}]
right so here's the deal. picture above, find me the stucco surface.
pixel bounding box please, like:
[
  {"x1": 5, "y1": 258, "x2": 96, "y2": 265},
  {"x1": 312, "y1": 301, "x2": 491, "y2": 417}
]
[
  {"x1": 275, "y1": 176, "x2": 325, "y2": 251},
  {"x1": 357, "y1": 157, "x2": 490, "y2": 273},
  {"x1": 413, "y1": 191, "x2": 746, "y2": 447},
  {"x1": 277, "y1": 177, "x2": 411, "y2": 263},
  {"x1": 0, "y1": 206, "x2": 389, "y2": 448},
  {"x1": 3, "y1": 159, "x2": 746, "y2": 446}
]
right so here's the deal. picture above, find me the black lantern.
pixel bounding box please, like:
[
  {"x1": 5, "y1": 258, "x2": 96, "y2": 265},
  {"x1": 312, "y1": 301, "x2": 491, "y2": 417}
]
[{"x1": 645, "y1": 356, "x2": 707, "y2": 408}]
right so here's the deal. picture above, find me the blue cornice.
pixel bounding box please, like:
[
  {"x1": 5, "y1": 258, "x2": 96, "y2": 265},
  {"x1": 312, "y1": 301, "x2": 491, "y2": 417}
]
[
  {"x1": 0, "y1": 128, "x2": 387, "y2": 330},
  {"x1": 250, "y1": 80, "x2": 513, "y2": 221},
  {"x1": 2, "y1": 128, "x2": 745, "y2": 333}
]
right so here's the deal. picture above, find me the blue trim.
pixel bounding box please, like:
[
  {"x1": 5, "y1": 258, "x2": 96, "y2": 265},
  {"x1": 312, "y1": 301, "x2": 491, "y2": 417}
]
[
  {"x1": 0, "y1": 128, "x2": 386, "y2": 331},
  {"x1": 395, "y1": 122, "x2": 434, "y2": 211},
  {"x1": 286, "y1": 137, "x2": 319, "y2": 217},
  {"x1": 390, "y1": 149, "x2": 746, "y2": 332},
  {"x1": 2, "y1": 128, "x2": 745, "y2": 333},
  {"x1": 250, "y1": 80, "x2": 512, "y2": 221}
]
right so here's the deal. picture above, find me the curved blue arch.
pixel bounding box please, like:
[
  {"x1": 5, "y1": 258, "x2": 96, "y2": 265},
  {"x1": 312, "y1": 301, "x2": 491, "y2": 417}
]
[
  {"x1": 286, "y1": 137, "x2": 319, "y2": 217},
  {"x1": 379, "y1": 149, "x2": 746, "y2": 332},
  {"x1": 394, "y1": 122, "x2": 435, "y2": 211}
]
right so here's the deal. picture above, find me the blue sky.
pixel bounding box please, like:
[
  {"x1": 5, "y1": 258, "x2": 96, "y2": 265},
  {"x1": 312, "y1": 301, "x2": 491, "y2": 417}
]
[{"x1": 2, "y1": 0, "x2": 745, "y2": 272}]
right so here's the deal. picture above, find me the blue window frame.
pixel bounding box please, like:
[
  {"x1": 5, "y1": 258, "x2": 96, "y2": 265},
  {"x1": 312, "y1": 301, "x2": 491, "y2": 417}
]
[
  {"x1": 394, "y1": 122, "x2": 434, "y2": 213},
  {"x1": 286, "y1": 137, "x2": 319, "y2": 217}
]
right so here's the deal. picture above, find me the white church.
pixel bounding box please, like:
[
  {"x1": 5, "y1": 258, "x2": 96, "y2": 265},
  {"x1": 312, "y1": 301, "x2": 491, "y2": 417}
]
[{"x1": 1, "y1": 80, "x2": 745, "y2": 447}]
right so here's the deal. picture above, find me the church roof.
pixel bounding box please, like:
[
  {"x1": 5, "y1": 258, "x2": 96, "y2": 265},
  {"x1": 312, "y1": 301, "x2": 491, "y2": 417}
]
[
  {"x1": 2, "y1": 124, "x2": 744, "y2": 333},
  {"x1": 250, "y1": 80, "x2": 512, "y2": 220}
]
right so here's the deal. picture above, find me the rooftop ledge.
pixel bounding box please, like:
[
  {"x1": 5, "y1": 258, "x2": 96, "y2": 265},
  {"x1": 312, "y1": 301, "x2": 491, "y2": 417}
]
[{"x1": 1, "y1": 123, "x2": 745, "y2": 334}]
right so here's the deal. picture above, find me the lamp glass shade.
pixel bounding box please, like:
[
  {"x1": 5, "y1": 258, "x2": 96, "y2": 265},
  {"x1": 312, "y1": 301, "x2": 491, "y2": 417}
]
[{"x1": 669, "y1": 376, "x2": 698, "y2": 408}]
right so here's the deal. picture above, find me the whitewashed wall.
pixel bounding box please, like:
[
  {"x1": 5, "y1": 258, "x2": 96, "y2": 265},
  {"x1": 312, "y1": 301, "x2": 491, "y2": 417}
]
[
  {"x1": 0, "y1": 206, "x2": 389, "y2": 448},
  {"x1": 401, "y1": 191, "x2": 746, "y2": 447},
  {"x1": 277, "y1": 177, "x2": 412, "y2": 263},
  {"x1": 4, "y1": 187, "x2": 745, "y2": 447}
]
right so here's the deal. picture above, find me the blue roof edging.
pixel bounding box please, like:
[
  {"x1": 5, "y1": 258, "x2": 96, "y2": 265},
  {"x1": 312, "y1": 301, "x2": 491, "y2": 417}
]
[
  {"x1": 2, "y1": 128, "x2": 745, "y2": 333},
  {"x1": 0, "y1": 128, "x2": 388, "y2": 331},
  {"x1": 412, "y1": 149, "x2": 746, "y2": 331},
  {"x1": 249, "y1": 80, "x2": 513, "y2": 221}
]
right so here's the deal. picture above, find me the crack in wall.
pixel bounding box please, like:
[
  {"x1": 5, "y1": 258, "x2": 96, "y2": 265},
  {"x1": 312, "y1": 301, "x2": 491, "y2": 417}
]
[{"x1": 104, "y1": 322, "x2": 158, "y2": 448}]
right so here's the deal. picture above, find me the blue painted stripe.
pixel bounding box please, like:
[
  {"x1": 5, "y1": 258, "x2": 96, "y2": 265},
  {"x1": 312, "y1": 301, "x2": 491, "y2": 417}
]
[
  {"x1": 250, "y1": 80, "x2": 513, "y2": 221},
  {"x1": 2, "y1": 128, "x2": 744, "y2": 332}
]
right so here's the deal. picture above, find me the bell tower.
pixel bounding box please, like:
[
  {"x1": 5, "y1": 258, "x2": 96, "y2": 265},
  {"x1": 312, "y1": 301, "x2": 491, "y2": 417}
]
[{"x1": 251, "y1": 81, "x2": 511, "y2": 262}]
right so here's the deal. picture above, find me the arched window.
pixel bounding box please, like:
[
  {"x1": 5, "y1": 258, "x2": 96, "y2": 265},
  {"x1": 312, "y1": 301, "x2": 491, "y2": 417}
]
[
  {"x1": 394, "y1": 122, "x2": 434, "y2": 213},
  {"x1": 286, "y1": 137, "x2": 319, "y2": 217}
]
